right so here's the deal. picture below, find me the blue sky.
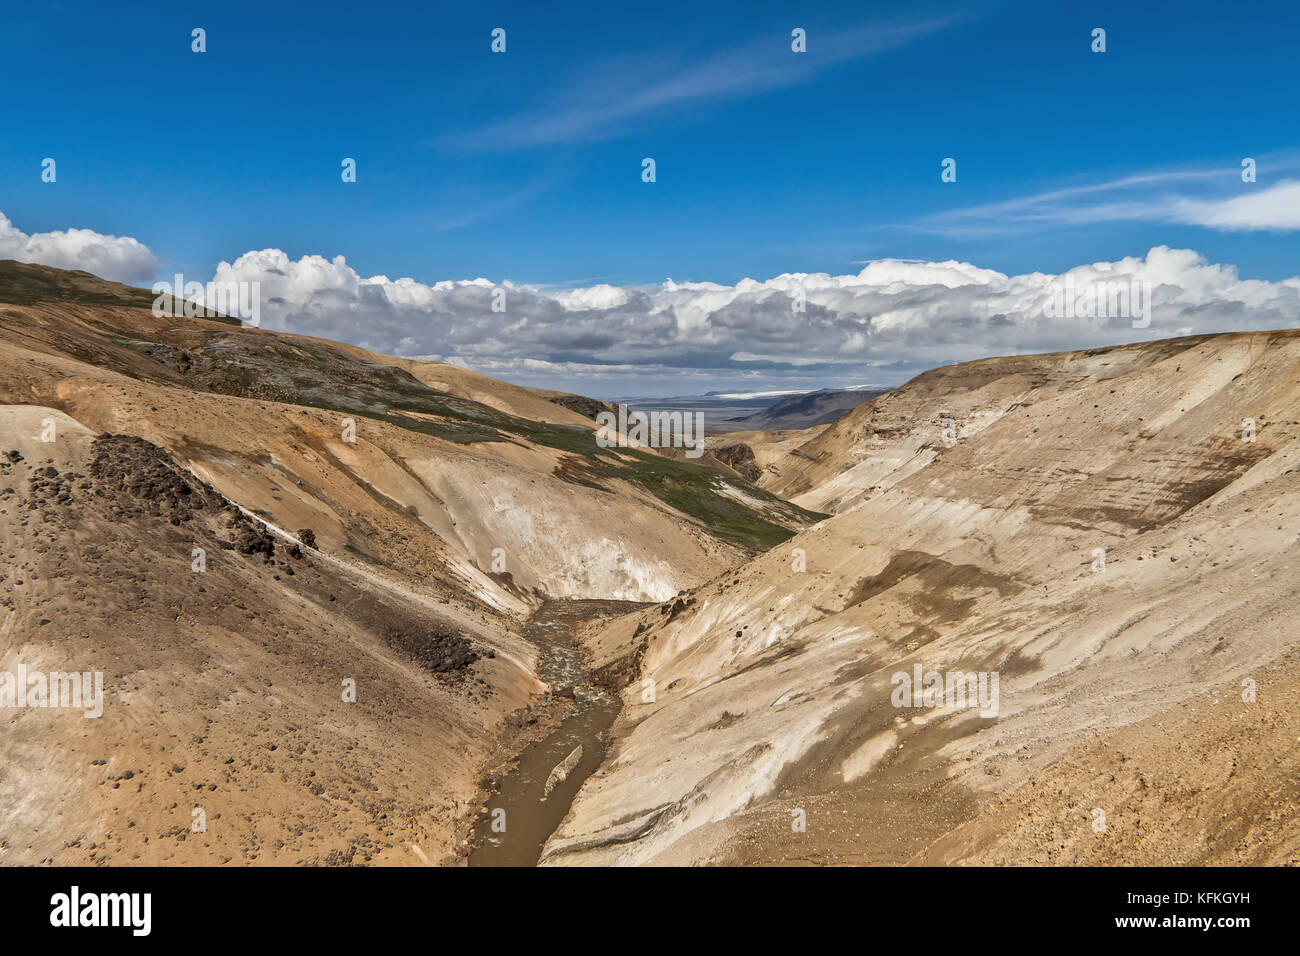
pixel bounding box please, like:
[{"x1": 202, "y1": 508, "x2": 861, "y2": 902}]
[{"x1": 2, "y1": 0, "x2": 1299, "y2": 396}]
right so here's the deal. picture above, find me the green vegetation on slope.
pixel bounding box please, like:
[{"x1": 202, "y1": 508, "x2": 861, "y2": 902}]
[{"x1": 0, "y1": 267, "x2": 824, "y2": 551}]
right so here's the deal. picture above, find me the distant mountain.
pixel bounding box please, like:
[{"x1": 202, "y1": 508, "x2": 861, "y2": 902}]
[
  {"x1": 610, "y1": 386, "x2": 887, "y2": 433},
  {"x1": 725, "y1": 387, "x2": 888, "y2": 430}
]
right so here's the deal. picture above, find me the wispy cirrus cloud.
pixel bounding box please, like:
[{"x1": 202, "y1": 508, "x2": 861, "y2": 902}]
[
  {"x1": 1170, "y1": 179, "x2": 1300, "y2": 231},
  {"x1": 920, "y1": 153, "x2": 1300, "y2": 238},
  {"x1": 427, "y1": 168, "x2": 567, "y2": 231},
  {"x1": 454, "y1": 14, "x2": 962, "y2": 150}
]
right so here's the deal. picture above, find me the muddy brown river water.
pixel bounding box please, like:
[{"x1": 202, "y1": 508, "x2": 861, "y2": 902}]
[{"x1": 468, "y1": 599, "x2": 644, "y2": 866}]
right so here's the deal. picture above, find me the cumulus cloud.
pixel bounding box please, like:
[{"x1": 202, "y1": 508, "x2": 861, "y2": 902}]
[
  {"x1": 210, "y1": 244, "x2": 1300, "y2": 396},
  {"x1": 0, "y1": 212, "x2": 158, "y2": 284},
  {"x1": 6, "y1": 207, "x2": 1296, "y2": 396}
]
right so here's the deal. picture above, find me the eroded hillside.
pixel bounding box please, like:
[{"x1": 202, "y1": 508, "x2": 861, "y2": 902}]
[
  {"x1": 543, "y1": 330, "x2": 1300, "y2": 866},
  {"x1": 0, "y1": 262, "x2": 820, "y2": 865},
  {"x1": 0, "y1": 262, "x2": 819, "y2": 608},
  {"x1": 0, "y1": 406, "x2": 540, "y2": 864},
  {"x1": 6, "y1": 260, "x2": 1295, "y2": 868}
]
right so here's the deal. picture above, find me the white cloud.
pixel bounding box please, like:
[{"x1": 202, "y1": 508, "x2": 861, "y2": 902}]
[
  {"x1": 208, "y1": 244, "x2": 1300, "y2": 395},
  {"x1": 924, "y1": 157, "x2": 1300, "y2": 238},
  {"x1": 1171, "y1": 180, "x2": 1300, "y2": 231},
  {"x1": 0, "y1": 212, "x2": 158, "y2": 284},
  {"x1": 6, "y1": 207, "x2": 1297, "y2": 397}
]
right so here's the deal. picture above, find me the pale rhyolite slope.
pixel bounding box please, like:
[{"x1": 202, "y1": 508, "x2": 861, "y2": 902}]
[
  {"x1": 543, "y1": 330, "x2": 1300, "y2": 865},
  {"x1": 747, "y1": 335, "x2": 1231, "y2": 514}
]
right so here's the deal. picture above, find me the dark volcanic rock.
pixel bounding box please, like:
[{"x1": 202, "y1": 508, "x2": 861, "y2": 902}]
[
  {"x1": 230, "y1": 521, "x2": 276, "y2": 561},
  {"x1": 382, "y1": 624, "x2": 480, "y2": 680},
  {"x1": 547, "y1": 393, "x2": 616, "y2": 421},
  {"x1": 89, "y1": 434, "x2": 223, "y2": 522},
  {"x1": 87, "y1": 434, "x2": 277, "y2": 561},
  {"x1": 713, "y1": 443, "x2": 761, "y2": 482}
]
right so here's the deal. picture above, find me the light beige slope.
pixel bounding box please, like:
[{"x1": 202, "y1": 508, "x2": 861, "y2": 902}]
[
  {"x1": 0, "y1": 286, "x2": 754, "y2": 868},
  {"x1": 0, "y1": 333, "x2": 741, "y2": 611},
  {"x1": 387, "y1": 356, "x2": 594, "y2": 428},
  {"x1": 707, "y1": 427, "x2": 826, "y2": 484},
  {"x1": 912, "y1": 650, "x2": 1300, "y2": 866},
  {"x1": 0, "y1": 406, "x2": 539, "y2": 865},
  {"x1": 761, "y1": 335, "x2": 1228, "y2": 514},
  {"x1": 541, "y1": 329, "x2": 1300, "y2": 866}
]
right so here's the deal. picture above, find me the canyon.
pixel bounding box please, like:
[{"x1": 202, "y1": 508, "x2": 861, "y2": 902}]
[{"x1": 2, "y1": 260, "x2": 1296, "y2": 866}]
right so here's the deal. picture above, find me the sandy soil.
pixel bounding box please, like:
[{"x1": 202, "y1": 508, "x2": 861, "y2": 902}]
[
  {"x1": 543, "y1": 330, "x2": 1300, "y2": 866},
  {"x1": 0, "y1": 407, "x2": 539, "y2": 864},
  {"x1": 0, "y1": 275, "x2": 769, "y2": 866},
  {"x1": 6, "y1": 265, "x2": 1296, "y2": 868}
]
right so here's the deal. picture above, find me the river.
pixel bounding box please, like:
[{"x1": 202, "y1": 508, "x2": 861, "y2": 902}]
[{"x1": 467, "y1": 599, "x2": 644, "y2": 866}]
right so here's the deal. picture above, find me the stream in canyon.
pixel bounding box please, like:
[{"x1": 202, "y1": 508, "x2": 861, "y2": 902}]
[{"x1": 467, "y1": 599, "x2": 644, "y2": 866}]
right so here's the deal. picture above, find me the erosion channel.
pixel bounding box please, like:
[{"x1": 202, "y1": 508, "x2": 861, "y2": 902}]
[{"x1": 468, "y1": 599, "x2": 645, "y2": 866}]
